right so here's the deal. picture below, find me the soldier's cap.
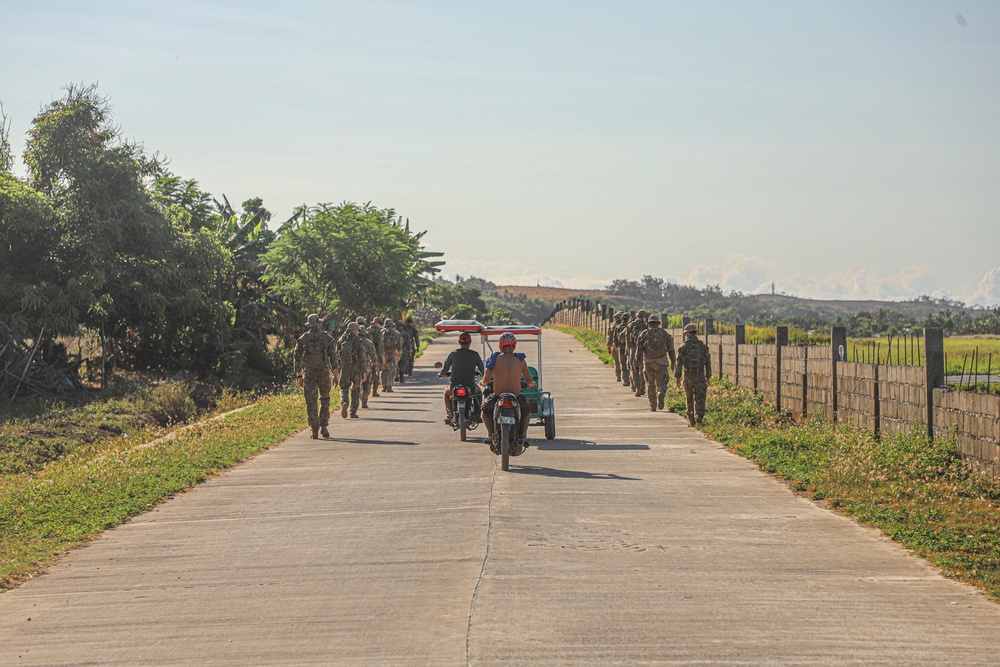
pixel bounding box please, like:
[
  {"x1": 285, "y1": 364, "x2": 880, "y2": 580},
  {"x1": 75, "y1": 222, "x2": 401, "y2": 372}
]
[
  {"x1": 373, "y1": 317, "x2": 384, "y2": 324},
  {"x1": 684, "y1": 323, "x2": 698, "y2": 333},
  {"x1": 348, "y1": 321, "x2": 361, "y2": 331},
  {"x1": 385, "y1": 319, "x2": 394, "y2": 326},
  {"x1": 356, "y1": 316, "x2": 367, "y2": 325},
  {"x1": 637, "y1": 309, "x2": 648, "y2": 318},
  {"x1": 306, "y1": 313, "x2": 320, "y2": 326},
  {"x1": 613, "y1": 312, "x2": 622, "y2": 320},
  {"x1": 647, "y1": 315, "x2": 661, "y2": 324}
]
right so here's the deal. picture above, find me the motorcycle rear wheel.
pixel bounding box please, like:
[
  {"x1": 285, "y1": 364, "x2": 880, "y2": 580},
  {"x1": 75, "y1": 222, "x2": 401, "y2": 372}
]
[
  {"x1": 459, "y1": 411, "x2": 467, "y2": 441},
  {"x1": 500, "y1": 423, "x2": 511, "y2": 471}
]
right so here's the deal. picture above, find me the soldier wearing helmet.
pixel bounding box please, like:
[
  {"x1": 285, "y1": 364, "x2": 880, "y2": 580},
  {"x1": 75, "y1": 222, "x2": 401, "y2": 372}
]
[
  {"x1": 480, "y1": 332, "x2": 535, "y2": 451},
  {"x1": 380, "y1": 319, "x2": 402, "y2": 392},
  {"x1": 636, "y1": 314, "x2": 676, "y2": 412},
  {"x1": 293, "y1": 313, "x2": 340, "y2": 438},
  {"x1": 438, "y1": 331, "x2": 485, "y2": 424},
  {"x1": 626, "y1": 310, "x2": 649, "y2": 397},
  {"x1": 675, "y1": 323, "x2": 712, "y2": 426},
  {"x1": 607, "y1": 311, "x2": 624, "y2": 383}
]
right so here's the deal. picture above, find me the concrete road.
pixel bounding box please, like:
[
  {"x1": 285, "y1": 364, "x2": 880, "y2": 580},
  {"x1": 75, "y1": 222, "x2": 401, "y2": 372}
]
[{"x1": 2, "y1": 330, "x2": 1000, "y2": 666}]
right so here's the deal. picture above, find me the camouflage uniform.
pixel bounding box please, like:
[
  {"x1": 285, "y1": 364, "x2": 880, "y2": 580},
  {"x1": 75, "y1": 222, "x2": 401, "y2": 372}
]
[
  {"x1": 608, "y1": 312, "x2": 623, "y2": 382},
  {"x1": 337, "y1": 325, "x2": 368, "y2": 418},
  {"x1": 358, "y1": 329, "x2": 378, "y2": 408},
  {"x1": 675, "y1": 325, "x2": 712, "y2": 426},
  {"x1": 397, "y1": 326, "x2": 413, "y2": 383},
  {"x1": 380, "y1": 320, "x2": 403, "y2": 392},
  {"x1": 616, "y1": 314, "x2": 632, "y2": 386},
  {"x1": 636, "y1": 316, "x2": 676, "y2": 411},
  {"x1": 403, "y1": 318, "x2": 420, "y2": 376},
  {"x1": 293, "y1": 315, "x2": 340, "y2": 438},
  {"x1": 626, "y1": 310, "x2": 649, "y2": 396},
  {"x1": 368, "y1": 318, "x2": 385, "y2": 397}
]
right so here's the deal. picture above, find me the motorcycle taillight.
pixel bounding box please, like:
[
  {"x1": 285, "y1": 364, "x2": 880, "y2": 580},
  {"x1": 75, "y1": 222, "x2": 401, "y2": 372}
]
[
  {"x1": 499, "y1": 398, "x2": 516, "y2": 409},
  {"x1": 455, "y1": 387, "x2": 467, "y2": 397}
]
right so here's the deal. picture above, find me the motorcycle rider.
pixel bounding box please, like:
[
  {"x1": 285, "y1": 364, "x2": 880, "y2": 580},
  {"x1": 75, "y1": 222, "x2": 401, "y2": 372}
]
[
  {"x1": 480, "y1": 332, "x2": 535, "y2": 450},
  {"x1": 438, "y1": 331, "x2": 485, "y2": 425}
]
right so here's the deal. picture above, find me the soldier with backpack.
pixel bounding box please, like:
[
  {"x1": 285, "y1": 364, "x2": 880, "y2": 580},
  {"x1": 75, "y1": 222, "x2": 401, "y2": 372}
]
[
  {"x1": 607, "y1": 311, "x2": 624, "y2": 382},
  {"x1": 626, "y1": 310, "x2": 649, "y2": 397},
  {"x1": 293, "y1": 313, "x2": 340, "y2": 439},
  {"x1": 338, "y1": 322, "x2": 368, "y2": 419},
  {"x1": 675, "y1": 323, "x2": 712, "y2": 426},
  {"x1": 636, "y1": 315, "x2": 676, "y2": 411}
]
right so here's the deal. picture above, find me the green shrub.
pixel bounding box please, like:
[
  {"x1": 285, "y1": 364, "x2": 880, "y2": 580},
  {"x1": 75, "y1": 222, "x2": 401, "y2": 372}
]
[{"x1": 147, "y1": 382, "x2": 197, "y2": 426}]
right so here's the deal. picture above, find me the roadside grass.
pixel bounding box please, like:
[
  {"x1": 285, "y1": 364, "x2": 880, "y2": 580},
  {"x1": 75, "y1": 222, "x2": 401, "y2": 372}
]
[
  {"x1": 553, "y1": 324, "x2": 1000, "y2": 600},
  {"x1": 416, "y1": 327, "x2": 441, "y2": 358},
  {"x1": 550, "y1": 325, "x2": 614, "y2": 364},
  {"x1": 0, "y1": 388, "x2": 310, "y2": 589}
]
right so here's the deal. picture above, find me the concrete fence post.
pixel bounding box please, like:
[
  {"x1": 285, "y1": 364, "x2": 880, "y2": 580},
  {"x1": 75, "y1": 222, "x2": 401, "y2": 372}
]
[
  {"x1": 873, "y1": 364, "x2": 881, "y2": 438},
  {"x1": 682, "y1": 316, "x2": 691, "y2": 329},
  {"x1": 831, "y1": 326, "x2": 846, "y2": 423},
  {"x1": 735, "y1": 324, "x2": 746, "y2": 386},
  {"x1": 705, "y1": 318, "x2": 714, "y2": 335},
  {"x1": 775, "y1": 326, "x2": 788, "y2": 414},
  {"x1": 924, "y1": 327, "x2": 944, "y2": 440}
]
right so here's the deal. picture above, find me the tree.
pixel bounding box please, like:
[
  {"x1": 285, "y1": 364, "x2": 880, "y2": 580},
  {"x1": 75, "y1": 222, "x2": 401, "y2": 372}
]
[
  {"x1": 22, "y1": 84, "x2": 229, "y2": 371},
  {"x1": 262, "y1": 202, "x2": 433, "y2": 325}
]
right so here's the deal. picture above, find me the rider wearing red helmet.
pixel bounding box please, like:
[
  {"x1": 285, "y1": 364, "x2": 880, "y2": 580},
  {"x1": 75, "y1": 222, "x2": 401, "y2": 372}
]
[
  {"x1": 439, "y1": 331, "x2": 485, "y2": 424},
  {"x1": 480, "y1": 332, "x2": 535, "y2": 447}
]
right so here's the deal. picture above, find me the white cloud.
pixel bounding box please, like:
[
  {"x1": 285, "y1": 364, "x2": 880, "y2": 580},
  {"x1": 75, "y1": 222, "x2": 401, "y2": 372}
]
[
  {"x1": 969, "y1": 267, "x2": 1000, "y2": 307},
  {"x1": 679, "y1": 254, "x2": 776, "y2": 294}
]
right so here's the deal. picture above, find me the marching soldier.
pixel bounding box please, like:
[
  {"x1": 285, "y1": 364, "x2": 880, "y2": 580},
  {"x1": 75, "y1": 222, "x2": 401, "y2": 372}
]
[
  {"x1": 675, "y1": 323, "x2": 712, "y2": 426},
  {"x1": 616, "y1": 312, "x2": 632, "y2": 387},
  {"x1": 358, "y1": 326, "x2": 379, "y2": 409},
  {"x1": 293, "y1": 313, "x2": 339, "y2": 439},
  {"x1": 397, "y1": 324, "x2": 413, "y2": 384},
  {"x1": 636, "y1": 315, "x2": 676, "y2": 411},
  {"x1": 337, "y1": 322, "x2": 368, "y2": 418},
  {"x1": 403, "y1": 317, "x2": 420, "y2": 376},
  {"x1": 608, "y1": 311, "x2": 624, "y2": 382},
  {"x1": 381, "y1": 319, "x2": 403, "y2": 392},
  {"x1": 368, "y1": 317, "x2": 385, "y2": 397},
  {"x1": 626, "y1": 310, "x2": 649, "y2": 397}
]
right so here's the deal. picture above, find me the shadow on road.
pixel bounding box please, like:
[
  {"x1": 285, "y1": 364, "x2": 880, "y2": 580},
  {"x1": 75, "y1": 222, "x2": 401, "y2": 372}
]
[
  {"x1": 328, "y1": 438, "x2": 418, "y2": 446},
  {"x1": 513, "y1": 465, "x2": 641, "y2": 481},
  {"x1": 534, "y1": 439, "x2": 651, "y2": 451}
]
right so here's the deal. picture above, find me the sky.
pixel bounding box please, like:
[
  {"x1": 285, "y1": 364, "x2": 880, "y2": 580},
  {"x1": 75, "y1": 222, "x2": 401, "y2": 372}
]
[{"x1": 4, "y1": 1, "x2": 999, "y2": 305}]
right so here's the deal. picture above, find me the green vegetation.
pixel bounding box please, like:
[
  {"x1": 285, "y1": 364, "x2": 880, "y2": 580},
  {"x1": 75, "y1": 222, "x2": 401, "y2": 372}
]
[
  {"x1": 1, "y1": 84, "x2": 442, "y2": 389},
  {"x1": 555, "y1": 323, "x2": 1000, "y2": 600},
  {"x1": 0, "y1": 388, "x2": 309, "y2": 589},
  {"x1": 423, "y1": 276, "x2": 554, "y2": 325}
]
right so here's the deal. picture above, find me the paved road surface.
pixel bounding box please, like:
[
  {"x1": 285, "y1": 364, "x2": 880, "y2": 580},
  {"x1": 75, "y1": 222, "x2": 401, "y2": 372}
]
[{"x1": 2, "y1": 330, "x2": 1000, "y2": 665}]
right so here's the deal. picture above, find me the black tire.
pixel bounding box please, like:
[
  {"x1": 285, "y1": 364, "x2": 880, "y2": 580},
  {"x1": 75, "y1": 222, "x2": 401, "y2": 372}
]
[
  {"x1": 545, "y1": 415, "x2": 556, "y2": 440},
  {"x1": 500, "y1": 423, "x2": 511, "y2": 471},
  {"x1": 459, "y1": 411, "x2": 467, "y2": 442}
]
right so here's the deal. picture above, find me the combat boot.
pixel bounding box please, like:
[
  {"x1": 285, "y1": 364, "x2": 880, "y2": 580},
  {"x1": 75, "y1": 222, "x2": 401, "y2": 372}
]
[
  {"x1": 649, "y1": 404, "x2": 656, "y2": 412},
  {"x1": 320, "y1": 426, "x2": 330, "y2": 438},
  {"x1": 695, "y1": 417, "x2": 703, "y2": 427},
  {"x1": 657, "y1": 393, "x2": 665, "y2": 410},
  {"x1": 688, "y1": 415, "x2": 696, "y2": 427},
  {"x1": 341, "y1": 404, "x2": 348, "y2": 419},
  {"x1": 311, "y1": 427, "x2": 319, "y2": 439}
]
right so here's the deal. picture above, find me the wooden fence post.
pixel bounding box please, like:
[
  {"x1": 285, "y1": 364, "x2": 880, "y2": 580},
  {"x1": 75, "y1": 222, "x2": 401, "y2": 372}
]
[
  {"x1": 775, "y1": 326, "x2": 788, "y2": 414},
  {"x1": 831, "y1": 326, "x2": 846, "y2": 423}
]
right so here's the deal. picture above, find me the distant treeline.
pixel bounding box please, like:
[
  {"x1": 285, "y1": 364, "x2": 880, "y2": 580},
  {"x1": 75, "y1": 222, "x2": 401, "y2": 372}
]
[
  {"x1": 0, "y1": 84, "x2": 442, "y2": 381},
  {"x1": 421, "y1": 276, "x2": 553, "y2": 325},
  {"x1": 603, "y1": 276, "x2": 1000, "y2": 337}
]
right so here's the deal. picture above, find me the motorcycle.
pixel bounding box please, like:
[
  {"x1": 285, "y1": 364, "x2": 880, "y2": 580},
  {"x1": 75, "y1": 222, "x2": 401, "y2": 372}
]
[
  {"x1": 448, "y1": 382, "x2": 481, "y2": 441},
  {"x1": 492, "y1": 392, "x2": 523, "y2": 471}
]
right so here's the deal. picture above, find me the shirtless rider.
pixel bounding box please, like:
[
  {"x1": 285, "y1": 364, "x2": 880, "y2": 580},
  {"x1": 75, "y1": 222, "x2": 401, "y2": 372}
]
[{"x1": 480, "y1": 332, "x2": 535, "y2": 446}]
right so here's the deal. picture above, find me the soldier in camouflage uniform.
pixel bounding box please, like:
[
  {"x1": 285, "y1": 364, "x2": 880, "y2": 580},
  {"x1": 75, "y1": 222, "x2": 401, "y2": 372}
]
[
  {"x1": 616, "y1": 313, "x2": 632, "y2": 387},
  {"x1": 675, "y1": 323, "x2": 712, "y2": 426},
  {"x1": 636, "y1": 315, "x2": 676, "y2": 412},
  {"x1": 607, "y1": 312, "x2": 624, "y2": 382},
  {"x1": 380, "y1": 319, "x2": 403, "y2": 392},
  {"x1": 626, "y1": 310, "x2": 649, "y2": 397},
  {"x1": 397, "y1": 324, "x2": 413, "y2": 384},
  {"x1": 337, "y1": 321, "x2": 368, "y2": 418},
  {"x1": 357, "y1": 326, "x2": 379, "y2": 409},
  {"x1": 368, "y1": 317, "x2": 385, "y2": 398},
  {"x1": 403, "y1": 317, "x2": 420, "y2": 376},
  {"x1": 293, "y1": 313, "x2": 340, "y2": 438}
]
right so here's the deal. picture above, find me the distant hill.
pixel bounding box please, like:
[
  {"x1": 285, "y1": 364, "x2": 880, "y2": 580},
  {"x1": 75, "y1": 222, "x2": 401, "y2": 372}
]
[{"x1": 497, "y1": 285, "x2": 978, "y2": 321}]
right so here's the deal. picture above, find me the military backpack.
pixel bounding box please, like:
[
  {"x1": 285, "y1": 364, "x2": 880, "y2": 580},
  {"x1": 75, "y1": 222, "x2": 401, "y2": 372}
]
[
  {"x1": 644, "y1": 329, "x2": 671, "y2": 359},
  {"x1": 682, "y1": 340, "x2": 709, "y2": 372},
  {"x1": 303, "y1": 332, "x2": 331, "y2": 370},
  {"x1": 338, "y1": 334, "x2": 364, "y2": 368}
]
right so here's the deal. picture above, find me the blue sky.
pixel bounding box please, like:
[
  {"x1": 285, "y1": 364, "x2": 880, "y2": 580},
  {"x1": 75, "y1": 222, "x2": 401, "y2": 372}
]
[{"x1": 4, "y1": 1, "x2": 999, "y2": 304}]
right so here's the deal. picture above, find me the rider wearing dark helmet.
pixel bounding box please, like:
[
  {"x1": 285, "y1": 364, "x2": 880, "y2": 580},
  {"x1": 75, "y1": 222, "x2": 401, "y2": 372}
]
[
  {"x1": 439, "y1": 331, "x2": 485, "y2": 424},
  {"x1": 480, "y1": 332, "x2": 535, "y2": 446}
]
